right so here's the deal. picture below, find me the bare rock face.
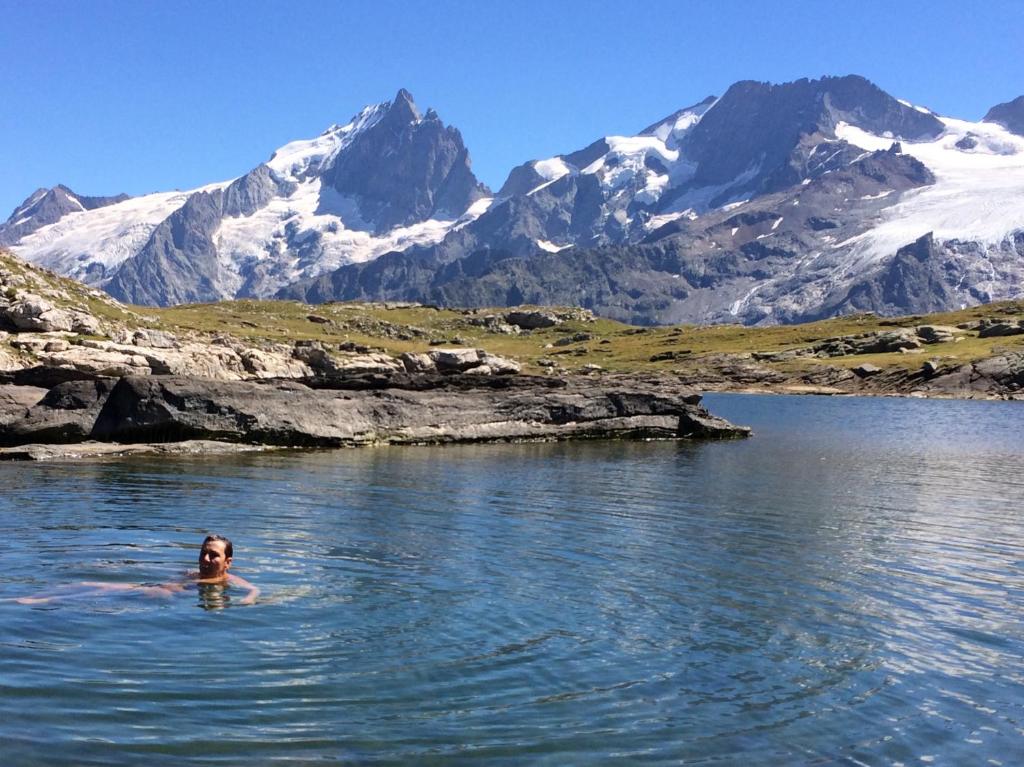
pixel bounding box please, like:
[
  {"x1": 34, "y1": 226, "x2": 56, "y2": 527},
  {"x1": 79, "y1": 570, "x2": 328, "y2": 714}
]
[
  {"x1": 914, "y1": 351, "x2": 1024, "y2": 398},
  {"x1": 977, "y1": 319, "x2": 1024, "y2": 338},
  {"x1": 3, "y1": 293, "x2": 100, "y2": 334},
  {"x1": 399, "y1": 352, "x2": 436, "y2": 374},
  {"x1": 0, "y1": 344, "x2": 24, "y2": 372},
  {"x1": 239, "y1": 348, "x2": 313, "y2": 379},
  {"x1": 113, "y1": 328, "x2": 179, "y2": 348},
  {"x1": 34, "y1": 339, "x2": 253, "y2": 381},
  {"x1": 505, "y1": 311, "x2": 562, "y2": 330},
  {"x1": 86, "y1": 374, "x2": 749, "y2": 447},
  {"x1": 0, "y1": 384, "x2": 47, "y2": 426},
  {"x1": 1, "y1": 379, "x2": 116, "y2": 445},
  {"x1": 429, "y1": 348, "x2": 482, "y2": 372},
  {"x1": 41, "y1": 346, "x2": 152, "y2": 377},
  {"x1": 292, "y1": 343, "x2": 404, "y2": 376}
]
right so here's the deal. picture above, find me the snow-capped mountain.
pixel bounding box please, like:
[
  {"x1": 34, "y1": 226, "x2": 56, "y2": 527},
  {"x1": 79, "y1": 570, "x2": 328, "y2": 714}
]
[
  {"x1": 5, "y1": 76, "x2": 1024, "y2": 324},
  {"x1": 2, "y1": 90, "x2": 490, "y2": 306},
  {"x1": 282, "y1": 76, "x2": 1024, "y2": 325}
]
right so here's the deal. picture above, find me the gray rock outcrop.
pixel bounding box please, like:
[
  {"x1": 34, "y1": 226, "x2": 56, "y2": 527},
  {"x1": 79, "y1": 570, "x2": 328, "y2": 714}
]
[
  {"x1": 85, "y1": 374, "x2": 748, "y2": 447},
  {"x1": 0, "y1": 185, "x2": 129, "y2": 246},
  {"x1": 1, "y1": 379, "x2": 116, "y2": 445},
  {"x1": 321, "y1": 89, "x2": 489, "y2": 231},
  {"x1": 3, "y1": 293, "x2": 100, "y2": 334},
  {"x1": 984, "y1": 96, "x2": 1024, "y2": 137}
]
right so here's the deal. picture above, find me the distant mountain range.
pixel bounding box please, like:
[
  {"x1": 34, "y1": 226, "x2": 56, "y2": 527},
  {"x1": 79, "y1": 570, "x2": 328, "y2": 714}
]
[{"x1": 4, "y1": 75, "x2": 1024, "y2": 324}]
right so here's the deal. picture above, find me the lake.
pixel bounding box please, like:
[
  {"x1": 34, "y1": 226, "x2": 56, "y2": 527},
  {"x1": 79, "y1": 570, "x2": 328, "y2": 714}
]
[{"x1": 1, "y1": 393, "x2": 1023, "y2": 765}]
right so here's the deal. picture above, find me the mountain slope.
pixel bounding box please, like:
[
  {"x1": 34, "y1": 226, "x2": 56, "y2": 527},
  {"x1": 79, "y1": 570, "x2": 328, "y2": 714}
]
[
  {"x1": 6, "y1": 76, "x2": 1024, "y2": 325},
  {"x1": 2, "y1": 91, "x2": 490, "y2": 306},
  {"x1": 0, "y1": 185, "x2": 130, "y2": 247},
  {"x1": 283, "y1": 75, "x2": 1024, "y2": 323},
  {"x1": 984, "y1": 95, "x2": 1024, "y2": 137}
]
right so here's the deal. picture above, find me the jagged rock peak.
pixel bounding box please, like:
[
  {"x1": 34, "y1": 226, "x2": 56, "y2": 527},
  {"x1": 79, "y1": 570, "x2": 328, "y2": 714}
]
[
  {"x1": 321, "y1": 88, "x2": 489, "y2": 230},
  {"x1": 984, "y1": 95, "x2": 1024, "y2": 137},
  {"x1": 389, "y1": 87, "x2": 421, "y2": 122},
  {"x1": 1, "y1": 184, "x2": 130, "y2": 246}
]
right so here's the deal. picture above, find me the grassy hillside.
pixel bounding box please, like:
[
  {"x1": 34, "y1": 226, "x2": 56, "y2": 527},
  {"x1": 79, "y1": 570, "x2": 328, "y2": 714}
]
[
  {"x1": 4, "y1": 248, "x2": 1022, "y2": 379},
  {"x1": 149, "y1": 298, "x2": 1024, "y2": 376}
]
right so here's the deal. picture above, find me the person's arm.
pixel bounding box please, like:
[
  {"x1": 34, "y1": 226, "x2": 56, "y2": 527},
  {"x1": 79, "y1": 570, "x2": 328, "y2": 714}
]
[{"x1": 228, "y1": 573, "x2": 260, "y2": 605}]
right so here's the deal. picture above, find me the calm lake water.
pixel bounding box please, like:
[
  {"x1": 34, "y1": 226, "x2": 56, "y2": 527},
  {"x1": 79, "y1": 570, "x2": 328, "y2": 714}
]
[{"x1": 1, "y1": 393, "x2": 1023, "y2": 766}]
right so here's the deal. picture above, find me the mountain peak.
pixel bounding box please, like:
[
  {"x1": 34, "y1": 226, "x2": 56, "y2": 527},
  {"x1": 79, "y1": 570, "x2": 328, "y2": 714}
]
[
  {"x1": 387, "y1": 88, "x2": 421, "y2": 124},
  {"x1": 984, "y1": 95, "x2": 1024, "y2": 137},
  {"x1": 678, "y1": 73, "x2": 945, "y2": 197}
]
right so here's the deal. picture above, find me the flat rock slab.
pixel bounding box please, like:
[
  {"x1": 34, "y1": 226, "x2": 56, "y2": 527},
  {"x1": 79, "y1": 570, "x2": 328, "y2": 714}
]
[{"x1": 89, "y1": 374, "x2": 749, "y2": 447}]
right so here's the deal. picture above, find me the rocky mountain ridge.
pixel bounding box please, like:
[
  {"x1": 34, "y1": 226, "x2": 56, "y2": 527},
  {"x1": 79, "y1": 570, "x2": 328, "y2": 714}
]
[
  {"x1": 4, "y1": 76, "x2": 1024, "y2": 325},
  {"x1": 4, "y1": 91, "x2": 490, "y2": 307}
]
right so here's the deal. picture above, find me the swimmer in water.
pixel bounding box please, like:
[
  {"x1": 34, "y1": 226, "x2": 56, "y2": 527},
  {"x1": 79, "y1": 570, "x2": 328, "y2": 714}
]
[{"x1": 14, "y1": 534, "x2": 260, "y2": 606}]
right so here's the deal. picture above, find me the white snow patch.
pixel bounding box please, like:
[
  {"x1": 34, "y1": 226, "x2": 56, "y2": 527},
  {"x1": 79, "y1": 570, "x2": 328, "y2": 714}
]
[
  {"x1": 731, "y1": 227, "x2": 739, "y2": 236},
  {"x1": 771, "y1": 216, "x2": 783, "y2": 230},
  {"x1": 12, "y1": 183, "x2": 227, "y2": 283},
  {"x1": 214, "y1": 178, "x2": 490, "y2": 294},
  {"x1": 645, "y1": 211, "x2": 692, "y2": 231},
  {"x1": 647, "y1": 99, "x2": 715, "y2": 148},
  {"x1": 834, "y1": 118, "x2": 1024, "y2": 266},
  {"x1": 536, "y1": 239, "x2": 572, "y2": 253},
  {"x1": 533, "y1": 157, "x2": 571, "y2": 181},
  {"x1": 12, "y1": 189, "x2": 48, "y2": 219},
  {"x1": 267, "y1": 103, "x2": 387, "y2": 181},
  {"x1": 897, "y1": 98, "x2": 933, "y2": 115},
  {"x1": 720, "y1": 199, "x2": 748, "y2": 212}
]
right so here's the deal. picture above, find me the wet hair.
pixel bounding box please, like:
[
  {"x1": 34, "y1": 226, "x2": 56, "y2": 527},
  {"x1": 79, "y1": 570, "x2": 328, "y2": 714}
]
[{"x1": 203, "y1": 534, "x2": 233, "y2": 559}]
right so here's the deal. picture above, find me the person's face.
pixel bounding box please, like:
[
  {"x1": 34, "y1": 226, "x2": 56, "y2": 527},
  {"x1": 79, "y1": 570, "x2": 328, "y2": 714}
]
[{"x1": 198, "y1": 540, "x2": 232, "y2": 579}]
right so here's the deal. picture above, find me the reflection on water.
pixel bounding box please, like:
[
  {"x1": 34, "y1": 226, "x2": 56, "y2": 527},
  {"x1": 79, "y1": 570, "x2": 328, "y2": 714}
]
[{"x1": 0, "y1": 394, "x2": 1023, "y2": 765}]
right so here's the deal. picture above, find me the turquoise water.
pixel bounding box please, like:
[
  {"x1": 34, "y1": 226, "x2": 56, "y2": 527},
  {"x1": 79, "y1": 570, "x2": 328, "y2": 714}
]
[{"x1": 1, "y1": 393, "x2": 1023, "y2": 765}]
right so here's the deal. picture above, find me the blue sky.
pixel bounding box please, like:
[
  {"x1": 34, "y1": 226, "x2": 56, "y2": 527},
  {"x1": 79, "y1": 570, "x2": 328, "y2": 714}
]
[{"x1": 2, "y1": 0, "x2": 1022, "y2": 216}]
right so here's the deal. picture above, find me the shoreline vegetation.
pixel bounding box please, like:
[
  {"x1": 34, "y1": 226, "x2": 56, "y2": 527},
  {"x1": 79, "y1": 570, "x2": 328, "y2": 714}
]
[{"x1": 2, "y1": 249, "x2": 1022, "y2": 459}]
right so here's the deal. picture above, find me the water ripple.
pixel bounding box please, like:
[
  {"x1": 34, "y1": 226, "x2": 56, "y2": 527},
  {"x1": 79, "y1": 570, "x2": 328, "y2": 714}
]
[{"x1": 0, "y1": 394, "x2": 1023, "y2": 765}]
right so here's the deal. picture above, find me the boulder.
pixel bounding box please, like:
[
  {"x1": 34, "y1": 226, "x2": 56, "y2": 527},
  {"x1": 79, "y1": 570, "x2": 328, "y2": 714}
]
[
  {"x1": 399, "y1": 352, "x2": 436, "y2": 374},
  {"x1": 914, "y1": 352, "x2": 1024, "y2": 398},
  {"x1": 860, "y1": 329, "x2": 922, "y2": 353},
  {"x1": 505, "y1": 311, "x2": 561, "y2": 330},
  {"x1": 915, "y1": 325, "x2": 959, "y2": 344},
  {"x1": 853, "y1": 363, "x2": 882, "y2": 377},
  {"x1": 553, "y1": 333, "x2": 593, "y2": 347},
  {"x1": 479, "y1": 352, "x2": 521, "y2": 375},
  {"x1": 468, "y1": 315, "x2": 522, "y2": 335},
  {"x1": 429, "y1": 348, "x2": 481, "y2": 372},
  {"x1": 113, "y1": 328, "x2": 179, "y2": 348},
  {"x1": 1, "y1": 379, "x2": 116, "y2": 446},
  {"x1": 978, "y1": 319, "x2": 1024, "y2": 338},
  {"x1": 3, "y1": 293, "x2": 99, "y2": 334},
  {"x1": 294, "y1": 344, "x2": 402, "y2": 376},
  {"x1": 239, "y1": 348, "x2": 313, "y2": 379},
  {"x1": 332, "y1": 353, "x2": 404, "y2": 375}
]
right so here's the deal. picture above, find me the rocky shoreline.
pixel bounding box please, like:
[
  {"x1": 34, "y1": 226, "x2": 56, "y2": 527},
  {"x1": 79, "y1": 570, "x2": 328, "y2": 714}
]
[
  {"x1": 2, "y1": 248, "x2": 1021, "y2": 463},
  {"x1": 0, "y1": 368, "x2": 750, "y2": 461}
]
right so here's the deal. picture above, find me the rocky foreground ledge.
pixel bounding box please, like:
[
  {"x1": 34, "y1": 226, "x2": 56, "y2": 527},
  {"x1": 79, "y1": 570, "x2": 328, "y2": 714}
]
[{"x1": 0, "y1": 370, "x2": 749, "y2": 460}]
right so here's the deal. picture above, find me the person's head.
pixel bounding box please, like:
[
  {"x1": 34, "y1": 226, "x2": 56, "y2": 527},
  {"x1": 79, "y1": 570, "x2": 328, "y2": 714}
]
[{"x1": 199, "y1": 534, "x2": 233, "y2": 579}]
